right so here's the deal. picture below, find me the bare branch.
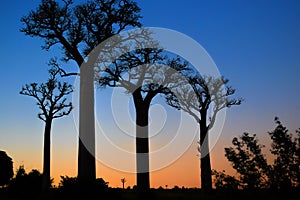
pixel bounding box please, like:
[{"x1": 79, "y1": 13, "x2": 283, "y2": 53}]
[{"x1": 20, "y1": 66, "x2": 74, "y2": 122}]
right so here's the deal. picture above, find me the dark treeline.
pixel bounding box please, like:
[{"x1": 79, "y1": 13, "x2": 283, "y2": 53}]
[
  {"x1": 0, "y1": 165, "x2": 298, "y2": 200},
  {"x1": 1, "y1": 117, "x2": 300, "y2": 199}
]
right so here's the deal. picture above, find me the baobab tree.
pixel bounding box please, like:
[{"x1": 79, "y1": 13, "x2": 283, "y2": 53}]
[
  {"x1": 97, "y1": 46, "x2": 189, "y2": 191},
  {"x1": 20, "y1": 67, "x2": 73, "y2": 191},
  {"x1": 20, "y1": 0, "x2": 142, "y2": 183},
  {"x1": 166, "y1": 75, "x2": 243, "y2": 190}
]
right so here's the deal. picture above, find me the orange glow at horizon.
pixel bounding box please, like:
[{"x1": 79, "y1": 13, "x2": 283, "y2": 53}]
[
  {"x1": 6, "y1": 126, "x2": 276, "y2": 189},
  {"x1": 9, "y1": 138, "x2": 237, "y2": 189}
]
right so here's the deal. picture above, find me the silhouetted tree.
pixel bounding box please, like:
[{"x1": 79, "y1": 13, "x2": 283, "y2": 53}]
[
  {"x1": 20, "y1": 0, "x2": 141, "y2": 182},
  {"x1": 20, "y1": 67, "x2": 73, "y2": 191},
  {"x1": 121, "y1": 178, "x2": 126, "y2": 189},
  {"x1": 98, "y1": 48, "x2": 189, "y2": 191},
  {"x1": 0, "y1": 151, "x2": 13, "y2": 187},
  {"x1": 268, "y1": 117, "x2": 299, "y2": 189},
  {"x1": 225, "y1": 132, "x2": 269, "y2": 189},
  {"x1": 167, "y1": 75, "x2": 242, "y2": 191},
  {"x1": 216, "y1": 117, "x2": 300, "y2": 190}
]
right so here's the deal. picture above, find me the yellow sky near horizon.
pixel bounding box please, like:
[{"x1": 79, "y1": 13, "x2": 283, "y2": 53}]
[{"x1": 5, "y1": 133, "x2": 254, "y2": 189}]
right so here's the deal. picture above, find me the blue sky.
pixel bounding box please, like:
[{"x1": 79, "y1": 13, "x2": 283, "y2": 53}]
[
  {"x1": 136, "y1": 0, "x2": 300, "y2": 132},
  {"x1": 0, "y1": 0, "x2": 299, "y2": 187}
]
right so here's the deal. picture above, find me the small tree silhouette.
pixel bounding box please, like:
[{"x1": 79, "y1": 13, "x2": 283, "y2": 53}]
[
  {"x1": 121, "y1": 178, "x2": 126, "y2": 189},
  {"x1": 20, "y1": 67, "x2": 73, "y2": 191},
  {"x1": 0, "y1": 151, "x2": 14, "y2": 187}
]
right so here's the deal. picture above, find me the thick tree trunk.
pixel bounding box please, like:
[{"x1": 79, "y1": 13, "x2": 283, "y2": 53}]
[
  {"x1": 78, "y1": 62, "x2": 96, "y2": 182},
  {"x1": 42, "y1": 119, "x2": 52, "y2": 192},
  {"x1": 133, "y1": 92, "x2": 150, "y2": 192},
  {"x1": 199, "y1": 111, "x2": 212, "y2": 191}
]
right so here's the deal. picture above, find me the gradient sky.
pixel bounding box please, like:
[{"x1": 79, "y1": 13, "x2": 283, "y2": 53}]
[{"x1": 0, "y1": 0, "x2": 300, "y2": 188}]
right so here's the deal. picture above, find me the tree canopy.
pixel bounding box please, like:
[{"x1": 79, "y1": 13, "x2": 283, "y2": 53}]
[
  {"x1": 20, "y1": 67, "x2": 73, "y2": 122},
  {"x1": 21, "y1": 0, "x2": 142, "y2": 66},
  {"x1": 214, "y1": 117, "x2": 300, "y2": 190}
]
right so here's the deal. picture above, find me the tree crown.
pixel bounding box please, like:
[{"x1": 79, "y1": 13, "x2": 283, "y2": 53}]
[
  {"x1": 20, "y1": 67, "x2": 73, "y2": 122},
  {"x1": 21, "y1": 0, "x2": 142, "y2": 67}
]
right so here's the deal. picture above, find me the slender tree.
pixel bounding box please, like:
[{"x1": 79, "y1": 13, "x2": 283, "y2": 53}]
[
  {"x1": 20, "y1": 0, "x2": 142, "y2": 182},
  {"x1": 20, "y1": 67, "x2": 73, "y2": 191},
  {"x1": 166, "y1": 75, "x2": 243, "y2": 190},
  {"x1": 121, "y1": 178, "x2": 126, "y2": 189}
]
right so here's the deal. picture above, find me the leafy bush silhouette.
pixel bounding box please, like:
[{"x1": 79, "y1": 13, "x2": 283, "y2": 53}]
[
  {"x1": 59, "y1": 176, "x2": 77, "y2": 190},
  {"x1": 213, "y1": 117, "x2": 300, "y2": 190},
  {"x1": 224, "y1": 132, "x2": 269, "y2": 189},
  {"x1": 8, "y1": 165, "x2": 52, "y2": 198},
  {"x1": 0, "y1": 151, "x2": 13, "y2": 187},
  {"x1": 212, "y1": 170, "x2": 240, "y2": 190},
  {"x1": 59, "y1": 176, "x2": 109, "y2": 193}
]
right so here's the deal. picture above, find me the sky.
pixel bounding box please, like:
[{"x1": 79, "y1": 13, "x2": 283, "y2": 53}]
[{"x1": 0, "y1": 0, "x2": 300, "y2": 188}]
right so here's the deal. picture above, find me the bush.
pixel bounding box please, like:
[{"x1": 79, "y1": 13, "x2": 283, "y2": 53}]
[
  {"x1": 8, "y1": 165, "x2": 47, "y2": 198},
  {"x1": 212, "y1": 170, "x2": 240, "y2": 190},
  {"x1": 0, "y1": 151, "x2": 14, "y2": 187},
  {"x1": 59, "y1": 176, "x2": 109, "y2": 193}
]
